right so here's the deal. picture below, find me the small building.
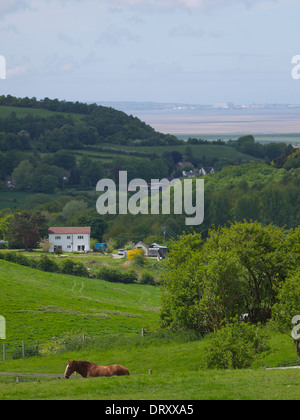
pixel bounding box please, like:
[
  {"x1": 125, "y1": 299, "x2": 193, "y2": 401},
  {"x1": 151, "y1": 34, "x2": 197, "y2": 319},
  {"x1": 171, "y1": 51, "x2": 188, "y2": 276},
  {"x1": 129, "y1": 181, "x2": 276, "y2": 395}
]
[
  {"x1": 149, "y1": 243, "x2": 169, "y2": 259},
  {"x1": 48, "y1": 227, "x2": 91, "y2": 253},
  {"x1": 6, "y1": 177, "x2": 15, "y2": 189},
  {"x1": 96, "y1": 243, "x2": 107, "y2": 252},
  {"x1": 182, "y1": 169, "x2": 199, "y2": 178},
  {"x1": 134, "y1": 241, "x2": 149, "y2": 256},
  {"x1": 133, "y1": 241, "x2": 169, "y2": 259},
  {"x1": 199, "y1": 167, "x2": 215, "y2": 176},
  {"x1": 176, "y1": 161, "x2": 195, "y2": 170}
]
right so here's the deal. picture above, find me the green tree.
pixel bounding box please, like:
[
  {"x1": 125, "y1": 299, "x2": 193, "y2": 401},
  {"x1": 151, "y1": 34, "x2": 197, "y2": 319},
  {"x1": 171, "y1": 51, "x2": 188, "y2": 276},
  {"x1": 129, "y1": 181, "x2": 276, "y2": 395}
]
[
  {"x1": 60, "y1": 200, "x2": 88, "y2": 221},
  {"x1": 39, "y1": 237, "x2": 51, "y2": 253},
  {"x1": 12, "y1": 160, "x2": 34, "y2": 190},
  {"x1": 6, "y1": 211, "x2": 48, "y2": 250},
  {"x1": 160, "y1": 222, "x2": 298, "y2": 333},
  {"x1": 0, "y1": 214, "x2": 14, "y2": 240}
]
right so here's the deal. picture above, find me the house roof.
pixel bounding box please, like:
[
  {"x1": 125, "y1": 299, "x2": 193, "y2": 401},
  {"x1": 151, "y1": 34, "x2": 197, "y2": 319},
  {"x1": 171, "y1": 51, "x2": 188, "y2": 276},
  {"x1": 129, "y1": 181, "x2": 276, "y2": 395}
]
[
  {"x1": 135, "y1": 241, "x2": 149, "y2": 249},
  {"x1": 176, "y1": 161, "x2": 195, "y2": 170},
  {"x1": 48, "y1": 227, "x2": 91, "y2": 235},
  {"x1": 150, "y1": 243, "x2": 168, "y2": 249}
]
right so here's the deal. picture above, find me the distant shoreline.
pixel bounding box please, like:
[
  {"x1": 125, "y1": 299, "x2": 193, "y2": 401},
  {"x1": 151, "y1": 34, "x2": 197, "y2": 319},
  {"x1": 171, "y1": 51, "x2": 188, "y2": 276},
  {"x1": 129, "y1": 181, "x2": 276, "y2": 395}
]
[
  {"x1": 126, "y1": 109, "x2": 300, "y2": 139},
  {"x1": 95, "y1": 103, "x2": 300, "y2": 141}
]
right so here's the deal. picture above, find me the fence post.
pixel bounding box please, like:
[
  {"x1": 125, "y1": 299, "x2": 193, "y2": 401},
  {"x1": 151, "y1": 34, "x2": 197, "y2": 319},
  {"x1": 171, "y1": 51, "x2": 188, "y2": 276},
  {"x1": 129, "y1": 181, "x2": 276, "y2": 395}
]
[
  {"x1": 22, "y1": 340, "x2": 25, "y2": 358},
  {"x1": 2, "y1": 344, "x2": 5, "y2": 362},
  {"x1": 142, "y1": 328, "x2": 145, "y2": 337}
]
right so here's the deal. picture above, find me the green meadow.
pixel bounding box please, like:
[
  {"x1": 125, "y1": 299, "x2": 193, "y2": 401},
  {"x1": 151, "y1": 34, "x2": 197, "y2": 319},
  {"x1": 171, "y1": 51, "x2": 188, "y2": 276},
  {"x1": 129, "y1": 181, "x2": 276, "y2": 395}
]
[
  {"x1": 0, "y1": 259, "x2": 300, "y2": 400},
  {"x1": 0, "y1": 259, "x2": 161, "y2": 347}
]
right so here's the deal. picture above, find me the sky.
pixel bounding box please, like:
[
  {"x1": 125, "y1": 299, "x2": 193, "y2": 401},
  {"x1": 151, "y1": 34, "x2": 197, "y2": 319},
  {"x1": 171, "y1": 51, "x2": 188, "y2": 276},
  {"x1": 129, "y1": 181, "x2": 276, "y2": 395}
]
[{"x1": 1, "y1": 0, "x2": 300, "y2": 105}]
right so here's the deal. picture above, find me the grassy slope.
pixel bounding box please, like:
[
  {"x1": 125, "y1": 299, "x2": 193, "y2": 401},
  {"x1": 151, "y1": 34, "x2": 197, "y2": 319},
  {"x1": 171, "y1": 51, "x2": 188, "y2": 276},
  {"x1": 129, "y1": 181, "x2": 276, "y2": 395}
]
[
  {"x1": 0, "y1": 260, "x2": 161, "y2": 346},
  {"x1": 0, "y1": 331, "x2": 299, "y2": 400},
  {"x1": 0, "y1": 260, "x2": 300, "y2": 400},
  {"x1": 92, "y1": 142, "x2": 263, "y2": 163}
]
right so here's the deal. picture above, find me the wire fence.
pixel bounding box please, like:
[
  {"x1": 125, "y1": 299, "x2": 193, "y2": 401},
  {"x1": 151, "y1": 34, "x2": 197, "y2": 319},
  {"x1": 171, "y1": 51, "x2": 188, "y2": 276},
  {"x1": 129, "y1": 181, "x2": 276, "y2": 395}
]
[{"x1": 0, "y1": 329, "x2": 152, "y2": 362}]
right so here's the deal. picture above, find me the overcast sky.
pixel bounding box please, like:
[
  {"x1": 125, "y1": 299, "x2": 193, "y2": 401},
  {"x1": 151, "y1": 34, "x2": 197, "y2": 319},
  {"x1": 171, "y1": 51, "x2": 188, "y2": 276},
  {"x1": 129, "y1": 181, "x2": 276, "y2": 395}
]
[{"x1": 0, "y1": 0, "x2": 300, "y2": 104}]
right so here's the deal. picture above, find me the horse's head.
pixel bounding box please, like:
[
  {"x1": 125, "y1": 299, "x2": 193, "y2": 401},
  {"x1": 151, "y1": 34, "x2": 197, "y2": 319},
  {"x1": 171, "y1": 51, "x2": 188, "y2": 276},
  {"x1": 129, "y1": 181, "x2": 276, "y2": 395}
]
[{"x1": 64, "y1": 360, "x2": 76, "y2": 379}]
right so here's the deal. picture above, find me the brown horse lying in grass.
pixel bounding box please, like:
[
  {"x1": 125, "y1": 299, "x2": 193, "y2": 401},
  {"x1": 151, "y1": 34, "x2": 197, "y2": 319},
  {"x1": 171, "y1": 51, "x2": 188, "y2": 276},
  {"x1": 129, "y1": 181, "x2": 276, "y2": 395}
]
[{"x1": 64, "y1": 360, "x2": 130, "y2": 378}]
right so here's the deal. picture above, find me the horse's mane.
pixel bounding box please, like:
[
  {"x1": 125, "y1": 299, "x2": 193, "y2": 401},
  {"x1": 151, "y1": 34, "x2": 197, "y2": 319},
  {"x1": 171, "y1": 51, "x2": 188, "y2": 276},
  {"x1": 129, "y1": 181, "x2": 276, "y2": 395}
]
[{"x1": 75, "y1": 360, "x2": 93, "y2": 366}]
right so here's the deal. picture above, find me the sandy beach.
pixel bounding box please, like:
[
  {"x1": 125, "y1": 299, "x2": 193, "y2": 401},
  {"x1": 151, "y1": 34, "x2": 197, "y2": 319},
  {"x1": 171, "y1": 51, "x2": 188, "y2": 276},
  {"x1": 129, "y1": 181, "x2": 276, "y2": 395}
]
[{"x1": 128, "y1": 108, "x2": 300, "y2": 136}]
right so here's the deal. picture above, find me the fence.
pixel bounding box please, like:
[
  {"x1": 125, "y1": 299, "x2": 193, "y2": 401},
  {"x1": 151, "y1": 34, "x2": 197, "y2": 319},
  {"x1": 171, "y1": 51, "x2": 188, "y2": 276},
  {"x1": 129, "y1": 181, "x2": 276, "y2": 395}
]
[
  {"x1": 1, "y1": 341, "x2": 40, "y2": 361},
  {"x1": 0, "y1": 372, "x2": 80, "y2": 382},
  {"x1": 0, "y1": 330, "x2": 148, "y2": 362}
]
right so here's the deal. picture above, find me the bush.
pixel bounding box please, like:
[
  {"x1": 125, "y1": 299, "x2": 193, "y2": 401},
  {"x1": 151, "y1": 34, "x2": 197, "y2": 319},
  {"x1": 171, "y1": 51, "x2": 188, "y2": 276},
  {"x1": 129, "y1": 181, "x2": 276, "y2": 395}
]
[
  {"x1": 60, "y1": 258, "x2": 75, "y2": 275},
  {"x1": 140, "y1": 271, "x2": 155, "y2": 285},
  {"x1": 205, "y1": 319, "x2": 270, "y2": 370},
  {"x1": 96, "y1": 266, "x2": 138, "y2": 284},
  {"x1": 72, "y1": 261, "x2": 88, "y2": 277},
  {"x1": 122, "y1": 269, "x2": 138, "y2": 284},
  {"x1": 96, "y1": 266, "x2": 120, "y2": 282},
  {"x1": 37, "y1": 255, "x2": 59, "y2": 272},
  {"x1": 60, "y1": 258, "x2": 88, "y2": 277},
  {"x1": 128, "y1": 249, "x2": 146, "y2": 266},
  {"x1": 0, "y1": 251, "x2": 37, "y2": 268}
]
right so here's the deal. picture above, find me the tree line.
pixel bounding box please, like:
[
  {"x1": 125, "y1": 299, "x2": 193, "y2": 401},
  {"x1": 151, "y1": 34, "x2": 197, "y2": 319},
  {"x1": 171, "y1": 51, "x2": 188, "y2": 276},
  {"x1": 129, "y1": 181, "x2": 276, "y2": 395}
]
[
  {"x1": 0, "y1": 95, "x2": 181, "y2": 153},
  {"x1": 160, "y1": 221, "x2": 300, "y2": 329}
]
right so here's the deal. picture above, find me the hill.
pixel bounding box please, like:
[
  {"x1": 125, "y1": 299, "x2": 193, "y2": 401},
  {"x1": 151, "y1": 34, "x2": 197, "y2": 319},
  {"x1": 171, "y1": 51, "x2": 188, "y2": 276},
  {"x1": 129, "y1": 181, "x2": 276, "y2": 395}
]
[
  {"x1": 0, "y1": 260, "x2": 299, "y2": 400},
  {"x1": 0, "y1": 259, "x2": 161, "y2": 348}
]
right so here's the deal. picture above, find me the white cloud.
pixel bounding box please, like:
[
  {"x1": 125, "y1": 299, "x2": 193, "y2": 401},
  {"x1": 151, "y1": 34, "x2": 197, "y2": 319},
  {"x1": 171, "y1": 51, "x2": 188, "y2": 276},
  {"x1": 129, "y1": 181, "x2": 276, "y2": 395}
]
[
  {"x1": 110, "y1": 0, "x2": 284, "y2": 10},
  {"x1": 169, "y1": 24, "x2": 205, "y2": 38},
  {"x1": 0, "y1": 0, "x2": 29, "y2": 18},
  {"x1": 96, "y1": 24, "x2": 141, "y2": 46},
  {"x1": 6, "y1": 65, "x2": 28, "y2": 78},
  {"x1": 58, "y1": 32, "x2": 81, "y2": 47}
]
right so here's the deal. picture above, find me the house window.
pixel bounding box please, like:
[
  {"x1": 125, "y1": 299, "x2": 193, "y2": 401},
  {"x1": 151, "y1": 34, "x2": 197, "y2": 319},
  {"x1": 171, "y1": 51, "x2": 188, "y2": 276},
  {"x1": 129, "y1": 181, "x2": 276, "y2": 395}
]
[
  {"x1": 67, "y1": 245, "x2": 72, "y2": 249},
  {"x1": 55, "y1": 236, "x2": 61, "y2": 240},
  {"x1": 78, "y1": 235, "x2": 84, "y2": 239},
  {"x1": 67, "y1": 236, "x2": 71, "y2": 239}
]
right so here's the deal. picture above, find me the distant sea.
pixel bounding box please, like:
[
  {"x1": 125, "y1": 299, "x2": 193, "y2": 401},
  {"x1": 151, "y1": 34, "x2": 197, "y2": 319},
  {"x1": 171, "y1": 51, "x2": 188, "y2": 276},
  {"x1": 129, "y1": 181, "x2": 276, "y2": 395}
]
[{"x1": 122, "y1": 106, "x2": 300, "y2": 145}]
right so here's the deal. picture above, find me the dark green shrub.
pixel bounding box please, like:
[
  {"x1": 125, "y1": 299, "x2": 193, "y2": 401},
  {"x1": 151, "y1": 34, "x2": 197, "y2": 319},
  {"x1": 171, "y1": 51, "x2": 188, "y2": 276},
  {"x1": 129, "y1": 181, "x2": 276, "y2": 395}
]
[
  {"x1": 205, "y1": 319, "x2": 270, "y2": 370},
  {"x1": 60, "y1": 258, "x2": 75, "y2": 275},
  {"x1": 96, "y1": 266, "x2": 138, "y2": 284},
  {"x1": 60, "y1": 258, "x2": 88, "y2": 277},
  {"x1": 122, "y1": 269, "x2": 138, "y2": 284},
  {"x1": 37, "y1": 255, "x2": 58, "y2": 273},
  {"x1": 140, "y1": 271, "x2": 155, "y2": 285}
]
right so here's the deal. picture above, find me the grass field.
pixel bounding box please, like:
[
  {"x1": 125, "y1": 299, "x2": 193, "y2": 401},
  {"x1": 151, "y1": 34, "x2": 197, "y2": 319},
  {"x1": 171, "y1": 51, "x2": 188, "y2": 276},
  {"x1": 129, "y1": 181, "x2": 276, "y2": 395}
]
[
  {"x1": 0, "y1": 259, "x2": 300, "y2": 400},
  {"x1": 0, "y1": 259, "x2": 161, "y2": 347},
  {"x1": 97, "y1": 143, "x2": 263, "y2": 162}
]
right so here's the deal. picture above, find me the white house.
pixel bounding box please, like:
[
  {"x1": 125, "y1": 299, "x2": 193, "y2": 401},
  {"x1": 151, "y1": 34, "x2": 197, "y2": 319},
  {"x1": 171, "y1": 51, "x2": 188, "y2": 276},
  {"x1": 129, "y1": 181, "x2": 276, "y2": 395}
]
[
  {"x1": 48, "y1": 227, "x2": 91, "y2": 253},
  {"x1": 199, "y1": 167, "x2": 215, "y2": 176}
]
